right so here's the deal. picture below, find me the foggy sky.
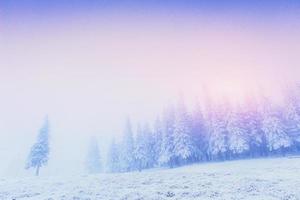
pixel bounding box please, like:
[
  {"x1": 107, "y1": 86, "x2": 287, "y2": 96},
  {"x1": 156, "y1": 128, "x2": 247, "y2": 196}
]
[{"x1": 1, "y1": 1, "x2": 300, "y2": 176}]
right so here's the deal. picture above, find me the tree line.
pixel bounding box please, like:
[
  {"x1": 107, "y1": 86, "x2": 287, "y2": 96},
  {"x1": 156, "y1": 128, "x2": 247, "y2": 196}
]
[
  {"x1": 25, "y1": 85, "x2": 300, "y2": 175},
  {"x1": 107, "y1": 85, "x2": 300, "y2": 172}
]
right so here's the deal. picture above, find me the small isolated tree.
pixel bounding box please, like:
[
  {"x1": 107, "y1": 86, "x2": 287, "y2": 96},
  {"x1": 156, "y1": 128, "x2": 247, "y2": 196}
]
[
  {"x1": 26, "y1": 117, "x2": 50, "y2": 176},
  {"x1": 85, "y1": 136, "x2": 102, "y2": 174}
]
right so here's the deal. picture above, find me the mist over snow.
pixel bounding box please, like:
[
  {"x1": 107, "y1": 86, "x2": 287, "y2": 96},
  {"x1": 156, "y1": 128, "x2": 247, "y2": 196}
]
[
  {"x1": 1, "y1": 1, "x2": 300, "y2": 200},
  {"x1": 1, "y1": 0, "x2": 300, "y2": 180}
]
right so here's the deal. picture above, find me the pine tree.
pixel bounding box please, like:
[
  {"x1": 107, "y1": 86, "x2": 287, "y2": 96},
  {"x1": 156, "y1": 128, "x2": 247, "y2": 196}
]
[
  {"x1": 85, "y1": 137, "x2": 102, "y2": 174},
  {"x1": 134, "y1": 124, "x2": 149, "y2": 171},
  {"x1": 173, "y1": 97, "x2": 194, "y2": 165},
  {"x1": 191, "y1": 100, "x2": 208, "y2": 162},
  {"x1": 208, "y1": 101, "x2": 230, "y2": 160},
  {"x1": 261, "y1": 98, "x2": 291, "y2": 155},
  {"x1": 242, "y1": 96, "x2": 266, "y2": 157},
  {"x1": 227, "y1": 107, "x2": 249, "y2": 157},
  {"x1": 107, "y1": 139, "x2": 120, "y2": 173},
  {"x1": 143, "y1": 123, "x2": 156, "y2": 168},
  {"x1": 202, "y1": 86, "x2": 214, "y2": 161},
  {"x1": 159, "y1": 105, "x2": 176, "y2": 168},
  {"x1": 283, "y1": 86, "x2": 300, "y2": 148},
  {"x1": 26, "y1": 117, "x2": 50, "y2": 176},
  {"x1": 152, "y1": 117, "x2": 163, "y2": 166},
  {"x1": 120, "y1": 118, "x2": 135, "y2": 172}
]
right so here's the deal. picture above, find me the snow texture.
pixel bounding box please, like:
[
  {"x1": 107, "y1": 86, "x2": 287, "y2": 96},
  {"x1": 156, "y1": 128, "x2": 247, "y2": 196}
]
[{"x1": 2, "y1": 157, "x2": 300, "y2": 200}]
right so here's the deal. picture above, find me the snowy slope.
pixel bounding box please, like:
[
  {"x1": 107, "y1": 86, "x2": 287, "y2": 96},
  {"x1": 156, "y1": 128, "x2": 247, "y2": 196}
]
[{"x1": 1, "y1": 157, "x2": 300, "y2": 200}]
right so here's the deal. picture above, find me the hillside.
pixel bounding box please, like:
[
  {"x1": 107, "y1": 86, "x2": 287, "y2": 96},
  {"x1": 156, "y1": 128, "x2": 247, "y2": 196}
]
[{"x1": 1, "y1": 157, "x2": 300, "y2": 200}]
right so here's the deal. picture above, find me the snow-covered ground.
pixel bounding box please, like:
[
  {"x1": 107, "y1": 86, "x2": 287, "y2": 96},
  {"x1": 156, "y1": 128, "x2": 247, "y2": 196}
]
[{"x1": 1, "y1": 157, "x2": 300, "y2": 200}]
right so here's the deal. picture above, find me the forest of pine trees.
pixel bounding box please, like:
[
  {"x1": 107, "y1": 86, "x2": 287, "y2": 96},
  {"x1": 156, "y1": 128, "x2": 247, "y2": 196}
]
[
  {"x1": 24, "y1": 86, "x2": 300, "y2": 175},
  {"x1": 107, "y1": 86, "x2": 300, "y2": 172}
]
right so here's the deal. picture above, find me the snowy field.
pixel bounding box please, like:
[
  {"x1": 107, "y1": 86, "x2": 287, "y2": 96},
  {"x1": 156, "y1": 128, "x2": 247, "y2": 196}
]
[{"x1": 1, "y1": 157, "x2": 300, "y2": 200}]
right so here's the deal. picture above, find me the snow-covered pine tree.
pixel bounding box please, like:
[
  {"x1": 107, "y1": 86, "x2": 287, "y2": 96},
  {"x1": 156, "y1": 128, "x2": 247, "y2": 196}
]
[
  {"x1": 143, "y1": 123, "x2": 156, "y2": 168},
  {"x1": 227, "y1": 106, "x2": 249, "y2": 157},
  {"x1": 85, "y1": 137, "x2": 102, "y2": 174},
  {"x1": 133, "y1": 124, "x2": 148, "y2": 171},
  {"x1": 26, "y1": 117, "x2": 50, "y2": 176},
  {"x1": 152, "y1": 117, "x2": 163, "y2": 166},
  {"x1": 261, "y1": 97, "x2": 291, "y2": 155},
  {"x1": 107, "y1": 138, "x2": 120, "y2": 173},
  {"x1": 159, "y1": 105, "x2": 176, "y2": 168},
  {"x1": 120, "y1": 118, "x2": 135, "y2": 172},
  {"x1": 201, "y1": 86, "x2": 214, "y2": 161},
  {"x1": 190, "y1": 100, "x2": 208, "y2": 162},
  {"x1": 208, "y1": 101, "x2": 230, "y2": 160},
  {"x1": 282, "y1": 86, "x2": 300, "y2": 149},
  {"x1": 173, "y1": 96, "x2": 195, "y2": 165},
  {"x1": 242, "y1": 95, "x2": 266, "y2": 157},
  {"x1": 134, "y1": 123, "x2": 155, "y2": 171}
]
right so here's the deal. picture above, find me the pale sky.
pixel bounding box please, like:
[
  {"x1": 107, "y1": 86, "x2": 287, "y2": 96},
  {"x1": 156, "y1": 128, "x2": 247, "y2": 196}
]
[{"x1": 1, "y1": 1, "x2": 300, "y2": 176}]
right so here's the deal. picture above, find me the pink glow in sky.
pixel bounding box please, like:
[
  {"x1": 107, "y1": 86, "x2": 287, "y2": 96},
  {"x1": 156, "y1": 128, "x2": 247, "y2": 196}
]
[{"x1": 1, "y1": 7, "x2": 300, "y2": 175}]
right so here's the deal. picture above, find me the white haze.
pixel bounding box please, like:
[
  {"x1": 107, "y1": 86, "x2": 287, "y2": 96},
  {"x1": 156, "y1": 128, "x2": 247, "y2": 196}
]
[{"x1": 1, "y1": 13, "x2": 300, "y2": 177}]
